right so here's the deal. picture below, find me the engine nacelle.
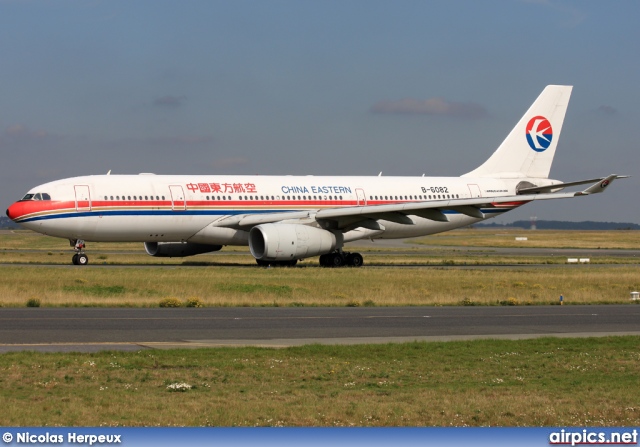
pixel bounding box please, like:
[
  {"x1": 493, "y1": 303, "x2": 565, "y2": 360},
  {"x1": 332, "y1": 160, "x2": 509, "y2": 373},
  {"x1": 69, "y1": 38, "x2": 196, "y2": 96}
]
[
  {"x1": 144, "y1": 242, "x2": 222, "y2": 258},
  {"x1": 249, "y1": 224, "x2": 337, "y2": 261}
]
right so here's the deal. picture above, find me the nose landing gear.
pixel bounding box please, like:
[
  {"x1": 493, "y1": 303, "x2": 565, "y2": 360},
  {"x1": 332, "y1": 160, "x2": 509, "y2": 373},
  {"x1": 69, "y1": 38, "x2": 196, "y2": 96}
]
[{"x1": 70, "y1": 239, "x2": 89, "y2": 265}]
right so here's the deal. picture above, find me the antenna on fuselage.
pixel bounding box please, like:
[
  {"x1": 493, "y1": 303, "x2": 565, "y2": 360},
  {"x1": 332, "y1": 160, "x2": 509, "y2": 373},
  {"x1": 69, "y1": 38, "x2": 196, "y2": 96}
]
[{"x1": 107, "y1": 170, "x2": 111, "y2": 175}]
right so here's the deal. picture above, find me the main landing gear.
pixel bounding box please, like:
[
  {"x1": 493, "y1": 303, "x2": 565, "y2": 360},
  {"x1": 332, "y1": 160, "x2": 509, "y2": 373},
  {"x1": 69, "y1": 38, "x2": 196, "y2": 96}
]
[
  {"x1": 319, "y1": 251, "x2": 364, "y2": 268},
  {"x1": 70, "y1": 239, "x2": 89, "y2": 266}
]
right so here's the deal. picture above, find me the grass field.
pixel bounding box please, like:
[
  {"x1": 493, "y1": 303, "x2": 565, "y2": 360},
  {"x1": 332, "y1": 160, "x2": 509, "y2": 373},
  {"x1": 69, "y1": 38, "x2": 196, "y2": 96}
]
[
  {"x1": 414, "y1": 228, "x2": 640, "y2": 249},
  {"x1": 0, "y1": 265, "x2": 638, "y2": 307},
  {"x1": 1, "y1": 230, "x2": 639, "y2": 427},
  {"x1": 0, "y1": 229, "x2": 638, "y2": 307},
  {"x1": 1, "y1": 337, "x2": 639, "y2": 427}
]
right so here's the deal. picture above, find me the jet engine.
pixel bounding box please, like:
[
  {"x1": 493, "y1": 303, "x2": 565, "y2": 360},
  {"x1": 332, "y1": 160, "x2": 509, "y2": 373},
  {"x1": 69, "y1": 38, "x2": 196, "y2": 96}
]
[
  {"x1": 144, "y1": 242, "x2": 222, "y2": 257},
  {"x1": 249, "y1": 224, "x2": 337, "y2": 261}
]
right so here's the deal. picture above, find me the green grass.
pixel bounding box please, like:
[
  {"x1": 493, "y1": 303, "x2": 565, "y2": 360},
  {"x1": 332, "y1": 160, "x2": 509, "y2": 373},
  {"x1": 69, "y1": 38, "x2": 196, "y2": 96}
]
[{"x1": 1, "y1": 336, "x2": 639, "y2": 426}]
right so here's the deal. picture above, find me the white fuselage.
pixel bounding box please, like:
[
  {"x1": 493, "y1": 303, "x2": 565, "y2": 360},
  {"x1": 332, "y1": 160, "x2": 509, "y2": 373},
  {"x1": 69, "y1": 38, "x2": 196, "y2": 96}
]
[{"x1": 12, "y1": 173, "x2": 523, "y2": 244}]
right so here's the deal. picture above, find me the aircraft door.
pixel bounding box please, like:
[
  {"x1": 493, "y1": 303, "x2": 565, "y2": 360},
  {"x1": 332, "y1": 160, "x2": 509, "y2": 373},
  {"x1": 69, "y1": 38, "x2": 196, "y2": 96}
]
[
  {"x1": 356, "y1": 188, "x2": 366, "y2": 206},
  {"x1": 169, "y1": 185, "x2": 186, "y2": 211},
  {"x1": 74, "y1": 185, "x2": 91, "y2": 212},
  {"x1": 467, "y1": 184, "x2": 482, "y2": 198}
]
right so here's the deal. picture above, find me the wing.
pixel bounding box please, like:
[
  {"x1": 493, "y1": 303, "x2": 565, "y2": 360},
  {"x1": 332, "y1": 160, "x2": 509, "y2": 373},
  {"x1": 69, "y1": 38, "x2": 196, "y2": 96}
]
[{"x1": 210, "y1": 175, "x2": 625, "y2": 232}]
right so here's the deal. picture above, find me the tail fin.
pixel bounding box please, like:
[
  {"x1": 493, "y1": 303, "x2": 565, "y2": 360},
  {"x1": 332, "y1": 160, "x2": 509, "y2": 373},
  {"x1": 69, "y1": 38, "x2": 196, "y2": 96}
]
[{"x1": 462, "y1": 85, "x2": 573, "y2": 179}]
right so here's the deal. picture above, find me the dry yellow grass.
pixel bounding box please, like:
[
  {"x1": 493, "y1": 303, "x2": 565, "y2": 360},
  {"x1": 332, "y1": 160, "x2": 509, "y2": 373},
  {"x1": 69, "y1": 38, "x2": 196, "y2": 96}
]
[
  {"x1": 0, "y1": 264, "x2": 638, "y2": 307},
  {"x1": 1, "y1": 229, "x2": 638, "y2": 307}
]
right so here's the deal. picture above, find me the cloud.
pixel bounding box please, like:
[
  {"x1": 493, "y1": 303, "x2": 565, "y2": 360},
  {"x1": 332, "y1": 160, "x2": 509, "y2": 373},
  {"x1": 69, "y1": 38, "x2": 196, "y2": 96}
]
[
  {"x1": 596, "y1": 105, "x2": 617, "y2": 116},
  {"x1": 0, "y1": 124, "x2": 64, "y2": 146},
  {"x1": 153, "y1": 95, "x2": 187, "y2": 108},
  {"x1": 370, "y1": 97, "x2": 488, "y2": 119}
]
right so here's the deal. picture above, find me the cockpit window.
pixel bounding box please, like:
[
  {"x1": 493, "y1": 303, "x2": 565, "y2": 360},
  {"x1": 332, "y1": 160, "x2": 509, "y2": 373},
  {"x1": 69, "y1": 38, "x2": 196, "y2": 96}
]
[{"x1": 20, "y1": 192, "x2": 51, "y2": 201}]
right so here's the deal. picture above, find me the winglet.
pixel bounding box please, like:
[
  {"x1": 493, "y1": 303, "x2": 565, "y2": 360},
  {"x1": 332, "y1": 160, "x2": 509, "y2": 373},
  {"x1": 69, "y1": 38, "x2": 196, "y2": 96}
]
[{"x1": 575, "y1": 175, "x2": 623, "y2": 196}]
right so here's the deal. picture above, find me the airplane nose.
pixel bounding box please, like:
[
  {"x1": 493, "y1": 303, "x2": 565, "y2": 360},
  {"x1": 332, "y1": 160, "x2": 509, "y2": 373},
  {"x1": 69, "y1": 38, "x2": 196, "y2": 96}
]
[{"x1": 6, "y1": 203, "x2": 17, "y2": 221}]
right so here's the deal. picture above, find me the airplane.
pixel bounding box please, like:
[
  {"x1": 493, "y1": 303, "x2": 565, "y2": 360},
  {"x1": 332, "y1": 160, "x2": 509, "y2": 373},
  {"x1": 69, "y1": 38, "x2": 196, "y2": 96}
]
[{"x1": 5, "y1": 85, "x2": 626, "y2": 267}]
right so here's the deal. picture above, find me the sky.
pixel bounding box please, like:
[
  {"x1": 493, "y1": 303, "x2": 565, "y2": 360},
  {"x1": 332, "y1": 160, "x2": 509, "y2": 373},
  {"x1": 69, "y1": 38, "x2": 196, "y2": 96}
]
[{"x1": 1, "y1": 0, "x2": 639, "y2": 224}]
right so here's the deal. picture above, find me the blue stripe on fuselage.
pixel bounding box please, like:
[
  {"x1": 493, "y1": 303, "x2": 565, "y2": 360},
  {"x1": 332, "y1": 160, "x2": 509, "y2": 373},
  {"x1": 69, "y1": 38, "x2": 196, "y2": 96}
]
[{"x1": 17, "y1": 207, "x2": 510, "y2": 224}]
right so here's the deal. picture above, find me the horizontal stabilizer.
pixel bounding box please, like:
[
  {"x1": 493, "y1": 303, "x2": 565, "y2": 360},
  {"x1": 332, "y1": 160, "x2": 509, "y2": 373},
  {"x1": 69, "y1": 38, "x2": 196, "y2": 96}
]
[
  {"x1": 518, "y1": 175, "x2": 628, "y2": 194},
  {"x1": 575, "y1": 174, "x2": 625, "y2": 196}
]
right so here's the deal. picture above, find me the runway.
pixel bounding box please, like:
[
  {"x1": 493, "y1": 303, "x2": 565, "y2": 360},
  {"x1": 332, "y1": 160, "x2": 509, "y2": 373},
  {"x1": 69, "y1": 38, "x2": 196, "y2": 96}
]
[{"x1": 1, "y1": 305, "x2": 639, "y2": 352}]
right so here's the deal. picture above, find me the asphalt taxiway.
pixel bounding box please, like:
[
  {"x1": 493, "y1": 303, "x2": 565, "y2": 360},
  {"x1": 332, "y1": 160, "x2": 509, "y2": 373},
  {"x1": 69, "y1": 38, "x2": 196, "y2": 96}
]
[{"x1": 1, "y1": 305, "x2": 639, "y2": 352}]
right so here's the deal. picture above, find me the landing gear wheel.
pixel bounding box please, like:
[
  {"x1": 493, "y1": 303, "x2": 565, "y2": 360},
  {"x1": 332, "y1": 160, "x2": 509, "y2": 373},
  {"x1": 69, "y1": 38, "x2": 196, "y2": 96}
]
[
  {"x1": 320, "y1": 251, "x2": 364, "y2": 268},
  {"x1": 329, "y1": 253, "x2": 344, "y2": 268},
  {"x1": 71, "y1": 239, "x2": 88, "y2": 266},
  {"x1": 347, "y1": 252, "x2": 364, "y2": 267}
]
